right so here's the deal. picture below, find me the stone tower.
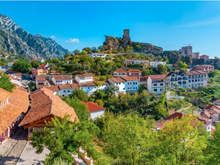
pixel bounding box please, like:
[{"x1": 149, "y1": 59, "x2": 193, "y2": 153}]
[{"x1": 123, "y1": 29, "x2": 131, "y2": 41}]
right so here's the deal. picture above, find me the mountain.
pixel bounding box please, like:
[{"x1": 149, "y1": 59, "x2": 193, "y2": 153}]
[{"x1": 0, "y1": 14, "x2": 68, "y2": 59}]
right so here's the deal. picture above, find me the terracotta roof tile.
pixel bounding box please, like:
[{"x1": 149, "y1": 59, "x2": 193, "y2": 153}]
[
  {"x1": 113, "y1": 69, "x2": 127, "y2": 73},
  {"x1": 78, "y1": 82, "x2": 96, "y2": 87},
  {"x1": 76, "y1": 73, "x2": 93, "y2": 78},
  {"x1": 127, "y1": 69, "x2": 142, "y2": 73},
  {"x1": 213, "y1": 99, "x2": 220, "y2": 103},
  {"x1": 0, "y1": 87, "x2": 29, "y2": 135},
  {"x1": 83, "y1": 101, "x2": 105, "y2": 112},
  {"x1": 149, "y1": 75, "x2": 167, "y2": 80},
  {"x1": 109, "y1": 77, "x2": 126, "y2": 83},
  {"x1": 36, "y1": 76, "x2": 46, "y2": 81},
  {"x1": 19, "y1": 88, "x2": 78, "y2": 126},
  {"x1": 121, "y1": 76, "x2": 139, "y2": 81},
  {"x1": 12, "y1": 73, "x2": 22, "y2": 78},
  {"x1": 53, "y1": 76, "x2": 64, "y2": 80},
  {"x1": 45, "y1": 86, "x2": 60, "y2": 92}
]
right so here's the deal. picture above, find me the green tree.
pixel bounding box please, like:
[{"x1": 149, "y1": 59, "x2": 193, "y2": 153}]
[
  {"x1": 152, "y1": 117, "x2": 207, "y2": 164},
  {"x1": 64, "y1": 52, "x2": 72, "y2": 58},
  {"x1": 12, "y1": 60, "x2": 32, "y2": 73},
  {"x1": 70, "y1": 89, "x2": 89, "y2": 101},
  {"x1": 101, "y1": 113, "x2": 155, "y2": 165},
  {"x1": 74, "y1": 49, "x2": 80, "y2": 55},
  {"x1": 81, "y1": 50, "x2": 88, "y2": 56},
  {"x1": 82, "y1": 47, "x2": 92, "y2": 54},
  {"x1": 157, "y1": 63, "x2": 167, "y2": 74},
  {"x1": 30, "y1": 115, "x2": 92, "y2": 165},
  {"x1": 0, "y1": 73, "x2": 15, "y2": 92},
  {"x1": 63, "y1": 97, "x2": 88, "y2": 122},
  {"x1": 31, "y1": 61, "x2": 41, "y2": 68}
]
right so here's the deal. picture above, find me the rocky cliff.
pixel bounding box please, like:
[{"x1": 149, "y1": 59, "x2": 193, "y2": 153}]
[
  {"x1": 104, "y1": 29, "x2": 163, "y2": 53},
  {"x1": 0, "y1": 14, "x2": 68, "y2": 59}
]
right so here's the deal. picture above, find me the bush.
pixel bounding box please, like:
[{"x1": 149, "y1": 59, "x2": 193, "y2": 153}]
[{"x1": 96, "y1": 99, "x2": 104, "y2": 107}]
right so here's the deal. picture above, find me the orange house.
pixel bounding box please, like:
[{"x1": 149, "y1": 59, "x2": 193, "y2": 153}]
[{"x1": 19, "y1": 88, "x2": 78, "y2": 139}]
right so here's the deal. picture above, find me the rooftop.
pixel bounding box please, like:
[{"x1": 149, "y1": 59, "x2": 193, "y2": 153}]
[
  {"x1": 83, "y1": 101, "x2": 106, "y2": 112},
  {"x1": 113, "y1": 69, "x2": 127, "y2": 73},
  {"x1": 0, "y1": 87, "x2": 29, "y2": 135},
  {"x1": 76, "y1": 73, "x2": 94, "y2": 78},
  {"x1": 121, "y1": 76, "x2": 139, "y2": 81},
  {"x1": 19, "y1": 88, "x2": 78, "y2": 126},
  {"x1": 149, "y1": 75, "x2": 167, "y2": 80},
  {"x1": 109, "y1": 77, "x2": 126, "y2": 83},
  {"x1": 36, "y1": 76, "x2": 46, "y2": 81}
]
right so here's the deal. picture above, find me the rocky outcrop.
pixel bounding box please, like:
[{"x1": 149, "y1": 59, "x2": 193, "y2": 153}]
[
  {"x1": 0, "y1": 14, "x2": 68, "y2": 59},
  {"x1": 104, "y1": 29, "x2": 163, "y2": 53}
]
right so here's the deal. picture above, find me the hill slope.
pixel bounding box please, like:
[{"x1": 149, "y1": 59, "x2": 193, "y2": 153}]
[{"x1": 0, "y1": 14, "x2": 68, "y2": 59}]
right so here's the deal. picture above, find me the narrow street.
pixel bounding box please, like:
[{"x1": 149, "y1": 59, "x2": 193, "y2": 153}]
[{"x1": 0, "y1": 128, "x2": 28, "y2": 165}]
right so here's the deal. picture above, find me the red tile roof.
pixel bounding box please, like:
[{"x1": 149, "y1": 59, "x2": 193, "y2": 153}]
[
  {"x1": 19, "y1": 88, "x2": 78, "y2": 126},
  {"x1": 53, "y1": 76, "x2": 64, "y2": 80},
  {"x1": 0, "y1": 87, "x2": 29, "y2": 135},
  {"x1": 12, "y1": 73, "x2": 22, "y2": 78},
  {"x1": 45, "y1": 86, "x2": 60, "y2": 92},
  {"x1": 109, "y1": 77, "x2": 126, "y2": 83},
  {"x1": 127, "y1": 69, "x2": 142, "y2": 73},
  {"x1": 121, "y1": 76, "x2": 139, "y2": 81},
  {"x1": 200, "y1": 55, "x2": 209, "y2": 58},
  {"x1": 149, "y1": 75, "x2": 167, "y2": 80},
  {"x1": 83, "y1": 101, "x2": 105, "y2": 112},
  {"x1": 36, "y1": 76, "x2": 46, "y2": 81},
  {"x1": 113, "y1": 69, "x2": 127, "y2": 73},
  {"x1": 213, "y1": 99, "x2": 220, "y2": 103},
  {"x1": 76, "y1": 73, "x2": 94, "y2": 78},
  {"x1": 39, "y1": 63, "x2": 47, "y2": 67},
  {"x1": 78, "y1": 82, "x2": 96, "y2": 87}
]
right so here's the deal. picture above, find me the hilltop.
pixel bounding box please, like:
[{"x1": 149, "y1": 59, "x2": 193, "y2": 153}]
[{"x1": 0, "y1": 14, "x2": 68, "y2": 59}]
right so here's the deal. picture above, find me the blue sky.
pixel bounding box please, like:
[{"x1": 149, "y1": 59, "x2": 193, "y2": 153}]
[{"x1": 1, "y1": 1, "x2": 220, "y2": 57}]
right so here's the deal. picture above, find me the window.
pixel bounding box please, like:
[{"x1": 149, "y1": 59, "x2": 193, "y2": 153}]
[
  {"x1": 154, "y1": 89, "x2": 157, "y2": 92},
  {"x1": 68, "y1": 90, "x2": 70, "y2": 92},
  {"x1": 160, "y1": 89, "x2": 163, "y2": 91},
  {"x1": 160, "y1": 83, "x2": 163, "y2": 86},
  {"x1": 64, "y1": 90, "x2": 66, "y2": 92},
  {"x1": 154, "y1": 84, "x2": 157, "y2": 86},
  {"x1": 189, "y1": 80, "x2": 191, "y2": 82},
  {"x1": 123, "y1": 88, "x2": 125, "y2": 90}
]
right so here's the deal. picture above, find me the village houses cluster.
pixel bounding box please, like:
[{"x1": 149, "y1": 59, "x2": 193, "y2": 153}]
[{"x1": 0, "y1": 49, "x2": 217, "y2": 165}]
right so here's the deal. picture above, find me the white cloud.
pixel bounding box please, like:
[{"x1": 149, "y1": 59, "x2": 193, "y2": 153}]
[
  {"x1": 51, "y1": 35, "x2": 56, "y2": 39},
  {"x1": 66, "y1": 38, "x2": 80, "y2": 43},
  {"x1": 173, "y1": 15, "x2": 220, "y2": 28}
]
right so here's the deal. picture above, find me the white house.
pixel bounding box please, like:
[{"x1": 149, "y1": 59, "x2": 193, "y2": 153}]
[
  {"x1": 167, "y1": 70, "x2": 208, "y2": 89},
  {"x1": 147, "y1": 75, "x2": 167, "y2": 94},
  {"x1": 78, "y1": 81, "x2": 109, "y2": 96},
  {"x1": 113, "y1": 69, "x2": 127, "y2": 77},
  {"x1": 75, "y1": 73, "x2": 94, "y2": 83},
  {"x1": 121, "y1": 76, "x2": 139, "y2": 93},
  {"x1": 88, "y1": 53, "x2": 107, "y2": 59},
  {"x1": 126, "y1": 59, "x2": 149, "y2": 65},
  {"x1": 11, "y1": 73, "x2": 22, "y2": 80},
  {"x1": 83, "y1": 101, "x2": 106, "y2": 120},
  {"x1": 8, "y1": 62, "x2": 14, "y2": 67},
  {"x1": 108, "y1": 77, "x2": 126, "y2": 93},
  {"x1": 127, "y1": 69, "x2": 142, "y2": 77},
  {"x1": 52, "y1": 76, "x2": 73, "y2": 85},
  {"x1": 57, "y1": 84, "x2": 80, "y2": 97},
  {"x1": 36, "y1": 76, "x2": 48, "y2": 89},
  {"x1": 150, "y1": 61, "x2": 166, "y2": 68}
]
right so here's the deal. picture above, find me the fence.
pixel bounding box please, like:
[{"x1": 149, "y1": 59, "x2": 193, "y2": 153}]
[{"x1": 166, "y1": 95, "x2": 185, "y2": 100}]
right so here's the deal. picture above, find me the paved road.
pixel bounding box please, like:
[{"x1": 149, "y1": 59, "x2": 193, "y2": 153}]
[
  {"x1": 16, "y1": 142, "x2": 50, "y2": 165},
  {"x1": 0, "y1": 128, "x2": 28, "y2": 165}
]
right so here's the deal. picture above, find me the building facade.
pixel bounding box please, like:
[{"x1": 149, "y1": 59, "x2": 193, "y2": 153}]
[
  {"x1": 88, "y1": 53, "x2": 107, "y2": 59},
  {"x1": 147, "y1": 75, "x2": 167, "y2": 94},
  {"x1": 150, "y1": 61, "x2": 166, "y2": 68}
]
